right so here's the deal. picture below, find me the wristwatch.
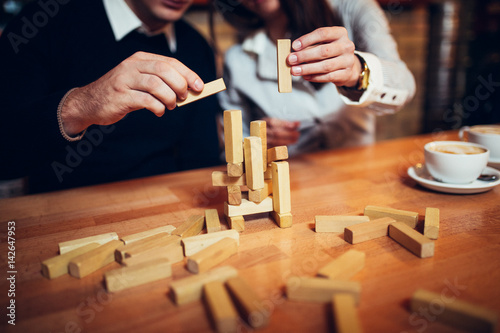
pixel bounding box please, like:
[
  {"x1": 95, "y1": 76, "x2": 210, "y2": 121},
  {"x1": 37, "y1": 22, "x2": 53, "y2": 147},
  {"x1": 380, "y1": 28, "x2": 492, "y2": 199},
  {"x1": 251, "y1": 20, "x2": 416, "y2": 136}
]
[{"x1": 355, "y1": 54, "x2": 370, "y2": 91}]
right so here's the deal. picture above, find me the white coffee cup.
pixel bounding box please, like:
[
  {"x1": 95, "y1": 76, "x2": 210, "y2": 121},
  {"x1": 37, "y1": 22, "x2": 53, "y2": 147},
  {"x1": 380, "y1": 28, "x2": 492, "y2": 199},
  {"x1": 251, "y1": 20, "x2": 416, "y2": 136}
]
[
  {"x1": 459, "y1": 125, "x2": 500, "y2": 160},
  {"x1": 424, "y1": 141, "x2": 489, "y2": 184}
]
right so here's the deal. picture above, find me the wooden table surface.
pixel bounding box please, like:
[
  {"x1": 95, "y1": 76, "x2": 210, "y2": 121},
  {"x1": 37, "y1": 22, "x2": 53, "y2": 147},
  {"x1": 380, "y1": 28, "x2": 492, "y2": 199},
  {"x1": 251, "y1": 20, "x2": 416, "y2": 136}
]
[{"x1": 1, "y1": 131, "x2": 499, "y2": 333}]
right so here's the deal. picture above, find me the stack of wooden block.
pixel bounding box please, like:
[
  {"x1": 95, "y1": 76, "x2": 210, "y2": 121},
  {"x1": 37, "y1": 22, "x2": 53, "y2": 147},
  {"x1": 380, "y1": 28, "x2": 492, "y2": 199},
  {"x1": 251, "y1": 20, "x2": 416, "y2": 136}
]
[{"x1": 212, "y1": 109, "x2": 292, "y2": 231}]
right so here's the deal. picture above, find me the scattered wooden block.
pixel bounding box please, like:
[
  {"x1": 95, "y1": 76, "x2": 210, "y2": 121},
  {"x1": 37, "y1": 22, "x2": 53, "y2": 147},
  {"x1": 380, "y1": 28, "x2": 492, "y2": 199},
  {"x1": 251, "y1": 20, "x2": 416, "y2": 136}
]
[
  {"x1": 364, "y1": 205, "x2": 418, "y2": 228},
  {"x1": 317, "y1": 249, "x2": 365, "y2": 280},
  {"x1": 105, "y1": 258, "x2": 172, "y2": 292},
  {"x1": 226, "y1": 276, "x2": 270, "y2": 329},
  {"x1": 170, "y1": 266, "x2": 238, "y2": 305},
  {"x1": 58, "y1": 232, "x2": 119, "y2": 254},
  {"x1": 227, "y1": 185, "x2": 242, "y2": 206},
  {"x1": 244, "y1": 136, "x2": 265, "y2": 190},
  {"x1": 270, "y1": 211, "x2": 292, "y2": 229},
  {"x1": 315, "y1": 216, "x2": 370, "y2": 233},
  {"x1": 277, "y1": 39, "x2": 292, "y2": 93},
  {"x1": 250, "y1": 120, "x2": 267, "y2": 172},
  {"x1": 411, "y1": 289, "x2": 498, "y2": 333},
  {"x1": 248, "y1": 179, "x2": 272, "y2": 203},
  {"x1": 120, "y1": 225, "x2": 176, "y2": 245},
  {"x1": 187, "y1": 238, "x2": 238, "y2": 274},
  {"x1": 424, "y1": 207, "x2": 439, "y2": 240},
  {"x1": 389, "y1": 222, "x2": 434, "y2": 258},
  {"x1": 223, "y1": 110, "x2": 244, "y2": 164},
  {"x1": 271, "y1": 161, "x2": 291, "y2": 214},
  {"x1": 121, "y1": 245, "x2": 183, "y2": 267},
  {"x1": 227, "y1": 162, "x2": 244, "y2": 177},
  {"x1": 344, "y1": 217, "x2": 396, "y2": 244},
  {"x1": 212, "y1": 171, "x2": 246, "y2": 187},
  {"x1": 286, "y1": 276, "x2": 361, "y2": 304},
  {"x1": 332, "y1": 293, "x2": 363, "y2": 333},
  {"x1": 177, "y1": 78, "x2": 226, "y2": 107},
  {"x1": 116, "y1": 234, "x2": 183, "y2": 264},
  {"x1": 182, "y1": 229, "x2": 240, "y2": 256},
  {"x1": 172, "y1": 215, "x2": 205, "y2": 238},
  {"x1": 42, "y1": 243, "x2": 100, "y2": 279},
  {"x1": 267, "y1": 146, "x2": 288, "y2": 163},
  {"x1": 205, "y1": 209, "x2": 222, "y2": 233},
  {"x1": 224, "y1": 197, "x2": 273, "y2": 217},
  {"x1": 226, "y1": 215, "x2": 245, "y2": 232},
  {"x1": 68, "y1": 240, "x2": 123, "y2": 278},
  {"x1": 204, "y1": 281, "x2": 239, "y2": 333}
]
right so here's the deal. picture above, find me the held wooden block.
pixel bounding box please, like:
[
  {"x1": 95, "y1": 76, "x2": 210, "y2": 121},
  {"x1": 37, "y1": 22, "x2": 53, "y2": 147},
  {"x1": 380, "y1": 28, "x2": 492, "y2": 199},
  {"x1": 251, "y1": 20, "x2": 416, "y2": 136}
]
[
  {"x1": 59, "y1": 232, "x2": 119, "y2": 254},
  {"x1": 226, "y1": 215, "x2": 245, "y2": 232},
  {"x1": 271, "y1": 161, "x2": 291, "y2": 214},
  {"x1": 315, "y1": 216, "x2": 370, "y2": 233},
  {"x1": 204, "y1": 281, "x2": 238, "y2": 333},
  {"x1": 227, "y1": 162, "x2": 244, "y2": 177},
  {"x1": 177, "y1": 78, "x2": 226, "y2": 107},
  {"x1": 68, "y1": 240, "x2": 123, "y2": 278},
  {"x1": 120, "y1": 225, "x2": 176, "y2": 245},
  {"x1": 118, "y1": 235, "x2": 183, "y2": 265},
  {"x1": 244, "y1": 137, "x2": 265, "y2": 190},
  {"x1": 286, "y1": 276, "x2": 361, "y2": 305},
  {"x1": 42, "y1": 243, "x2": 100, "y2": 279},
  {"x1": 182, "y1": 229, "x2": 240, "y2": 256},
  {"x1": 270, "y1": 211, "x2": 292, "y2": 229},
  {"x1": 205, "y1": 209, "x2": 222, "y2": 233},
  {"x1": 224, "y1": 197, "x2": 273, "y2": 217},
  {"x1": 223, "y1": 110, "x2": 244, "y2": 163},
  {"x1": 389, "y1": 222, "x2": 434, "y2": 258},
  {"x1": 187, "y1": 238, "x2": 238, "y2": 274},
  {"x1": 364, "y1": 205, "x2": 418, "y2": 228},
  {"x1": 317, "y1": 249, "x2": 365, "y2": 280},
  {"x1": 248, "y1": 179, "x2": 272, "y2": 203},
  {"x1": 226, "y1": 276, "x2": 270, "y2": 329},
  {"x1": 212, "y1": 171, "x2": 246, "y2": 187},
  {"x1": 411, "y1": 289, "x2": 498, "y2": 333},
  {"x1": 424, "y1": 207, "x2": 440, "y2": 240},
  {"x1": 105, "y1": 258, "x2": 172, "y2": 292},
  {"x1": 332, "y1": 293, "x2": 363, "y2": 333},
  {"x1": 277, "y1": 39, "x2": 292, "y2": 93},
  {"x1": 344, "y1": 217, "x2": 396, "y2": 244},
  {"x1": 170, "y1": 266, "x2": 238, "y2": 305},
  {"x1": 172, "y1": 215, "x2": 205, "y2": 238},
  {"x1": 250, "y1": 120, "x2": 267, "y2": 171},
  {"x1": 267, "y1": 146, "x2": 288, "y2": 162}
]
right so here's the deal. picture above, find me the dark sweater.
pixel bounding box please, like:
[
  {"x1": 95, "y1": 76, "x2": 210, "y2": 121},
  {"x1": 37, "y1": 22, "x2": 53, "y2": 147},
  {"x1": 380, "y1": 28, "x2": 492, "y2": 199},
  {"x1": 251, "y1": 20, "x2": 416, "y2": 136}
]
[{"x1": 0, "y1": 0, "x2": 222, "y2": 193}]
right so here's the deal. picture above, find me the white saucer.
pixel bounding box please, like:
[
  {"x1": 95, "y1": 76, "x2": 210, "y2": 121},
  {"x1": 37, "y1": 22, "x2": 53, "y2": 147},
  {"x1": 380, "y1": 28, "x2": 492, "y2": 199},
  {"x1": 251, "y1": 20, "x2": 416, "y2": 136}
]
[
  {"x1": 488, "y1": 156, "x2": 500, "y2": 170},
  {"x1": 407, "y1": 165, "x2": 500, "y2": 194}
]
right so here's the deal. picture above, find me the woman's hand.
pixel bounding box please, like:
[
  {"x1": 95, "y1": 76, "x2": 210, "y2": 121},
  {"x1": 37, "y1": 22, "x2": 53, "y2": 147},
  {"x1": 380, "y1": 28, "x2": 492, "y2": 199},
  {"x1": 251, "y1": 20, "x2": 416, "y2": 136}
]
[{"x1": 264, "y1": 117, "x2": 301, "y2": 147}]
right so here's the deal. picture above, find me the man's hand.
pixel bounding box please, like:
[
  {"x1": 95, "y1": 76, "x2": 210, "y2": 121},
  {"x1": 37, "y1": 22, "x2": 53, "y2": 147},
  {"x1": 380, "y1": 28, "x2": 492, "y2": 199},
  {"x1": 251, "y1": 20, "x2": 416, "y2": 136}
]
[{"x1": 264, "y1": 117, "x2": 301, "y2": 148}]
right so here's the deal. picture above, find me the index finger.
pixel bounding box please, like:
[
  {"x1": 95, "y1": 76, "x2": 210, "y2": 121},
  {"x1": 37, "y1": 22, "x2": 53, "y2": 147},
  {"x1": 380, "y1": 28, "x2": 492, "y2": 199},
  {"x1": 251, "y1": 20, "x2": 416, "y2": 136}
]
[{"x1": 292, "y1": 27, "x2": 347, "y2": 51}]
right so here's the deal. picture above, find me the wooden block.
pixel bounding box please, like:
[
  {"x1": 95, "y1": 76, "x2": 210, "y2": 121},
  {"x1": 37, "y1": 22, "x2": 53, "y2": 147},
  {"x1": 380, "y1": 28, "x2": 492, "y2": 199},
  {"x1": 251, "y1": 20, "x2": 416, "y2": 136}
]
[
  {"x1": 205, "y1": 209, "x2": 222, "y2": 233},
  {"x1": 264, "y1": 165, "x2": 273, "y2": 180},
  {"x1": 317, "y1": 249, "x2": 365, "y2": 280},
  {"x1": 118, "y1": 235, "x2": 183, "y2": 266},
  {"x1": 315, "y1": 216, "x2": 370, "y2": 233},
  {"x1": 105, "y1": 258, "x2": 172, "y2": 292},
  {"x1": 332, "y1": 293, "x2": 363, "y2": 333},
  {"x1": 277, "y1": 39, "x2": 292, "y2": 93},
  {"x1": 271, "y1": 161, "x2": 291, "y2": 214},
  {"x1": 227, "y1": 162, "x2": 244, "y2": 177},
  {"x1": 224, "y1": 197, "x2": 273, "y2": 217},
  {"x1": 121, "y1": 244, "x2": 183, "y2": 267},
  {"x1": 170, "y1": 266, "x2": 238, "y2": 305},
  {"x1": 223, "y1": 109, "x2": 243, "y2": 163},
  {"x1": 182, "y1": 229, "x2": 240, "y2": 256},
  {"x1": 226, "y1": 276, "x2": 270, "y2": 329},
  {"x1": 244, "y1": 136, "x2": 265, "y2": 190},
  {"x1": 226, "y1": 215, "x2": 245, "y2": 232},
  {"x1": 68, "y1": 240, "x2": 123, "y2": 278},
  {"x1": 411, "y1": 289, "x2": 498, "y2": 333},
  {"x1": 248, "y1": 179, "x2": 272, "y2": 203},
  {"x1": 424, "y1": 207, "x2": 440, "y2": 240},
  {"x1": 42, "y1": 243, "x2": 100, "y2": 279},
  {"x1": 286, "y1": 276, "x2": 361, "y2": 304},
  {"x1": 58, "y1": 232, "x2": 119, "y2": 254},
  {"x1": 212, "y1": 171, "x2": 246, "y2": 187},
  {"x1": 364, "y1": 205, "x2": 418, "y2": 228},
  {"x1": 389, "y1": 222, "x2": 434, "y2": 258},
  {"x1": 172, "y1": 215, "x2": 205, "y2": 238},
  {"x1": 187, "y1": 238, "x2": 238, "y2": 274},
  {"x1": 250, "y1": 120, "x2": 267, "y2": 171},
  {"x1": 204, "y1": 281, "x2": 238, "y2": 333},
  {"x1": 344, "y1": 217, "x2": 396, "y2": 244},
  {"x1": 270, "y1": 211, "x2": 292, "y2": 229},
  {"x1": 227, "y1": 185, "x2": 242, "y2": 205},
  {"x1": 267, "y1": 146, "x2": 288, "y2": 162},
  {"x1": 120, "y1": 225, "x2": 176, "y2": 244},
  {"x1": 177, "y1": 78, "x2": 226, "y2": 107}
]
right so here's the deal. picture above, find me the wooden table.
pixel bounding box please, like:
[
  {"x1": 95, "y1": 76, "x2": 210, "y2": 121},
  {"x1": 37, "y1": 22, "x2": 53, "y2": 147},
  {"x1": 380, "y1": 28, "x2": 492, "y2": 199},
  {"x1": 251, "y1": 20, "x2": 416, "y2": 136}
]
[{"x1": 1, "y1": 131, "x2": 499, "y2": 333}]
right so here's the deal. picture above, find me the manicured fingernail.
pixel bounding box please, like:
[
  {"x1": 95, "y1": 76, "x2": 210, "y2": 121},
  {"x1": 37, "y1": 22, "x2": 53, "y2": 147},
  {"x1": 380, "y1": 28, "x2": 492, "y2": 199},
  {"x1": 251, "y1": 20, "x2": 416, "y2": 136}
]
[
  {"x1": 292, "y1": 40, "x2": 302, "y2": 50},
  {"x1": 289, "y1": 54, "x2": 298, "y2": 64},
  {"x1": 194, "y1": 79, "x2": 203, "y2": 91},
  {"x1": 291, "y1": 66, "x2": 302, "y2": 75}
]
